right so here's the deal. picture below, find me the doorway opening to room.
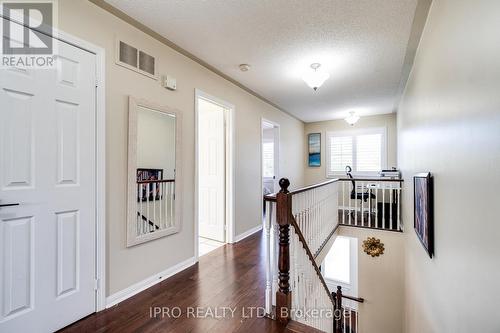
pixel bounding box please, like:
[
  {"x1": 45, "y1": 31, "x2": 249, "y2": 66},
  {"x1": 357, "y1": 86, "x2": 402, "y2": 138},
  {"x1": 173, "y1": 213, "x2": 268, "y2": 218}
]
[
  {"x1": 261, "y1": 119, "x2": 280, "y2": 218},
  {"x1": 195, "y1": 90, "x2": 234, "y2": 258}
]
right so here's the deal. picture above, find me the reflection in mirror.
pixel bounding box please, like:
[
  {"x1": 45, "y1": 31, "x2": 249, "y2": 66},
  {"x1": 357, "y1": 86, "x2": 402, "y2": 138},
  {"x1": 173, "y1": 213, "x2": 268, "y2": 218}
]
[
  {"x1": 136, "y1": 106, "x2": 176, "y2": 235},
  {"x1": 127, "y1": 97, "x2": 181, "y2": 247}
]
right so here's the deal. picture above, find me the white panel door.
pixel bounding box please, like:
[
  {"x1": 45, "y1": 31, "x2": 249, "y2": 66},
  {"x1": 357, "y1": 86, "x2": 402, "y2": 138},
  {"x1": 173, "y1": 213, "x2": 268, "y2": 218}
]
[
  {"x1": 0, "y1": 36, "x2": 96, "y2": 332},
  {"x1": 198, "y1": 98, "x2": 225, "y2": 242}
]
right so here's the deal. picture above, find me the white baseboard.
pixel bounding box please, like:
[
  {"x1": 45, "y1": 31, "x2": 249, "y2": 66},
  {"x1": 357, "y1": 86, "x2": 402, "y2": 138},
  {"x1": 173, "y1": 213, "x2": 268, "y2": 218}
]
[
  {"x1": 105, "y1": 256, "x2": 197, "y2": 308},
  {"x1": 234, "y1": 224, "x2": 263, "y2": 243}
]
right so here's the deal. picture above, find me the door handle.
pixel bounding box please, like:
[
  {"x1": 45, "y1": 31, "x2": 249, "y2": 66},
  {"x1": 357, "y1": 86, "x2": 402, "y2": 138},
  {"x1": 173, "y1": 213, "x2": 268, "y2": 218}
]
[{"x1": 0, "y1": 203, "x2": 19, "y2": 207}]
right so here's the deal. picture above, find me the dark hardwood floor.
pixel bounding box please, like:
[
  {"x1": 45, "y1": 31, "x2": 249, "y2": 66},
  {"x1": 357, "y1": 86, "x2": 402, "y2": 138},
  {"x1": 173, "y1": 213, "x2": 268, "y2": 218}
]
[{"x1": 59, "y1": 231, "x2": 289, "y2": 333}]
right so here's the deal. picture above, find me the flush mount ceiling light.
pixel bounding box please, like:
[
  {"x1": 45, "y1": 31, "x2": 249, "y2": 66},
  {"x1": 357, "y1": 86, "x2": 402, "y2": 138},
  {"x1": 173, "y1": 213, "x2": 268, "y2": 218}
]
[
  {"x1": 239, "y1": 64, "x2": 251, "y2": 72},
  {"x1": 302, "y1": 63, "x2": 330, "y2": 91},
  {"x1": 344, "y1": 111, "x2": 360, "y2": 126}
]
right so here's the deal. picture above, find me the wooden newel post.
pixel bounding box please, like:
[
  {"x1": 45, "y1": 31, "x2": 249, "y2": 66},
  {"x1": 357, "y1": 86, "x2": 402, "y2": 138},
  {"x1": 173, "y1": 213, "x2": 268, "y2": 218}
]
[
  {"x1": 333, "y1": 286, "x2": 343, "y2": 333},
  {"x1": 275, "y1": 178, "x2": 292, "y2": 324}
]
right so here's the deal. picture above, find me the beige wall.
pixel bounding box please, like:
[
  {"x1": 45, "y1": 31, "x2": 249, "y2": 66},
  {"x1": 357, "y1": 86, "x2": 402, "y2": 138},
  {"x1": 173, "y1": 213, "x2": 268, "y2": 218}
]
[
  {"x1": 339, "y1": 227, "x2": 405, "y2": 333},
  {"x1": 58, "y1": 0, "x2": 304, "y2": 296},
  {"x1": 304, "y1": 114, "x2": 397, "y2": 185},
  {"x1": 398, "y1": 0, "x2": 500, "y2": 332}
]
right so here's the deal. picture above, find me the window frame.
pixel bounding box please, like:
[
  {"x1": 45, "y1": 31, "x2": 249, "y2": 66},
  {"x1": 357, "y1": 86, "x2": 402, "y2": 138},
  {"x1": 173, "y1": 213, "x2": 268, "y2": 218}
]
[
  {"x1": 322, "y1": 236, "x2": 359, "y2": 308},
  {"x1": 326, "y1": 127, "x2": 388, "y2": 178}
]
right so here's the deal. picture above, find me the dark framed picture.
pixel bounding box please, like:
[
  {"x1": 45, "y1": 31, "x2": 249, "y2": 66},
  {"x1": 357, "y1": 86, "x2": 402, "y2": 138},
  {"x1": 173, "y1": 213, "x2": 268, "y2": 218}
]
[
  {"x1": 137, "y1": 168, "x2": 163, "y2": 202},
  {"x1": 414, "y1": 172, "x2": 434, "y2": 258},
  {"x1": 308, "y1": 133, "x2": 321, "y2": 167}
]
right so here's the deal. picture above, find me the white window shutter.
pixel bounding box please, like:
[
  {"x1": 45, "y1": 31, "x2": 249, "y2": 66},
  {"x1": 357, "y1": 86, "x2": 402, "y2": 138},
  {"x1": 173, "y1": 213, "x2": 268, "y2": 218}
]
[
  {"x1": 356, "y1": 134, "x2": 382, "y2": 172},
  {"x1": 262, "y1": 142, "x2": 274, "y2": 178},
  {"x1": 329, "y1": 136, "x2": 353, "y2": 175},
  {"x1": 326, "y1": 128, "x2": 386, "y2": 177}
]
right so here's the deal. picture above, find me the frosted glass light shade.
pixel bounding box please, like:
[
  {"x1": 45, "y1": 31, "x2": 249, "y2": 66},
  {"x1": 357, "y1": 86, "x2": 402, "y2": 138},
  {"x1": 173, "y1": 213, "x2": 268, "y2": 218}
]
[
  {"x1": 302, "y1": 63, "x2": 330, "y2": 91},
  {"x1": 345, "y1": 111, "x2": 360, "y2": 126}
]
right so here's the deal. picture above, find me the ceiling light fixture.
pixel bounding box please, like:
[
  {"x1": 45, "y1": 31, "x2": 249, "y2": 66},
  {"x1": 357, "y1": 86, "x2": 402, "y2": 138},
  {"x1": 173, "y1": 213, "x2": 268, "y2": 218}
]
[
  {"x1": 344, "y1": 111, "x2": 360, "y2": 126},
  {"x1": 302, "y1": 63, "x2": 329, "y2": 91},
  {"x1": 239, "y1": 64, "x2": 251, "y2": 72}
]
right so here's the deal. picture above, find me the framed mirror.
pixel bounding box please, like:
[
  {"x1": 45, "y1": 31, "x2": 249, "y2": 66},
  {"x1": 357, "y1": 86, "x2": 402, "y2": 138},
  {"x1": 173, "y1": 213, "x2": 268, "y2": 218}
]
[{"x1": 127, "y1": 97, "x2": 182, "y2": 247}]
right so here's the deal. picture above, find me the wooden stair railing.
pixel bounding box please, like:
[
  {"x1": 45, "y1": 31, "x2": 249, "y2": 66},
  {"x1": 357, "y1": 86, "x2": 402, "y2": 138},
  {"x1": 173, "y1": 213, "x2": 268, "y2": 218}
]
[
  {"x1": 266, "y1": 178, "x2": 367, "y2": 333},
  {"x1": 275, "y1": 178, "x2": 292, "y2": 324},
  {"x1": 273, "y1": 178, "x2": 340, "y2": 332},
  {"x1": 333, "y1": 286, "x2": 364, "y2": 333}
]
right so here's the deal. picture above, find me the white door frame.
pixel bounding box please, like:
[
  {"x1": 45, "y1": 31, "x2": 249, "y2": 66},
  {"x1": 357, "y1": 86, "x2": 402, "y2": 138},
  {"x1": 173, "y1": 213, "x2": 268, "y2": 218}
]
[
  {"x1": 260, "y1": 118, "x2": 280, "y2": 211},
  {"x1": 57, "y1": 30, "x2": 107, "y2": 313},
  {"x1": 194, "y1": 89, "x2": 235, "y2": 260},
  {"x1": 1, "y1": 15, "x2": 108, "y2": 312}
]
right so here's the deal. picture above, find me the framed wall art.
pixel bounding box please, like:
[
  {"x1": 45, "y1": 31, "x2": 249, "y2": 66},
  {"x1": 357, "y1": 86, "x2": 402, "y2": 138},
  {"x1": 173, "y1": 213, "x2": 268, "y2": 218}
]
[
  {"x1": 414, "y1": 172, "x2": 434, "y2": 258},
  {"x1": 308, "y1": 133, "x2": 321, "y2": 167}
]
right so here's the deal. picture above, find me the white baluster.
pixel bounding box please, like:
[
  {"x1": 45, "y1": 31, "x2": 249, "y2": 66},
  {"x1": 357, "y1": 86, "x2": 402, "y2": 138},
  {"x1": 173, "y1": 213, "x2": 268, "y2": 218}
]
[
  {"x1": 146, "y1": 183, "x2": 150, "y2": 232},
  {"x1": 153, "y1": 182, "x2": 157, "y2": 231},
  {"x1": 382, "y1": 185, "x2": 385, "y2": 229},
  {"x1": 397, "y1": 186, "x2": 401, "y2": 231},
  {"x1": 169, "y1": 182, "x2": 173, "y2": 227},
  {"x1": 361, "y1": 182, "x2": 364, "y2": 227},
  {"x1": 375, "y1": 186, "x2": 379, "y2": 229},
  {"x1": 265, "y1": 200, "x2": 272, "y2": 315},
  {"x1": 389, "y1": 182, "x2": 393, "y2": 230},
  {"x1": 349, "y1": 184, "x2": 352, "y2": 226},
  {"x1": 342, "y1": 181, "x2": 345, "y2": 224},
  {"x1": 355, "y1": 183, "x2": 358, "y2": 226},
  {"x1": 138, "y1": 184, "x2": 144, "y2": 235}
]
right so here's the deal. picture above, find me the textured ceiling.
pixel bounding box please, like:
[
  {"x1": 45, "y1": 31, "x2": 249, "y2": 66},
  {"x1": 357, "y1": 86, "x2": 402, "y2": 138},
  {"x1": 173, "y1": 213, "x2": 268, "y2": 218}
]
[{"x1": 104, "y1": 0, "x2": 419, "y2": 122}]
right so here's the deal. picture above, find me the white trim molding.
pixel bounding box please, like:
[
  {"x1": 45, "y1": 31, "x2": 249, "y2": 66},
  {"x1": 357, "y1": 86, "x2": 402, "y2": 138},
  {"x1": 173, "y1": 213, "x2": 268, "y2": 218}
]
[
  {"x1": 106, "y1": 256, "x2": 197, "y2": 308},
  {"x1": 234, "y1": 224, "x2": 263, "y2": 243},
  {"x1": 194, "y1": 89, "x2": 236, "y2": 257}
]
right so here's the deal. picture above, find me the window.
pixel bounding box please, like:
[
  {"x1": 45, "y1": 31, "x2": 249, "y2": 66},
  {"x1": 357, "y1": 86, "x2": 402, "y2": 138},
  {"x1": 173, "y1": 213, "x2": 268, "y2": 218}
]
[
  {"x1": 262, "y1": 142, "x2": 274, "y2": 178},
  {"x1": 326, "y1": 128, "x2": 386, "y2": 177},
  {"x1": 324, "y1": 236, "x2": 351, "y2": 283},
  {"x1": 322, "y1": 236, "x2": 358, "y2": 300}
]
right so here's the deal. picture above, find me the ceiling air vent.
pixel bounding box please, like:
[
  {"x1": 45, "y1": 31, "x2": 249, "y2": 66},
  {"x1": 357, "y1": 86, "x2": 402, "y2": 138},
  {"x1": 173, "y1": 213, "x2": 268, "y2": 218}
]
[{"x1": 116, "y1": 40, "x2": 157, "y2": 79}]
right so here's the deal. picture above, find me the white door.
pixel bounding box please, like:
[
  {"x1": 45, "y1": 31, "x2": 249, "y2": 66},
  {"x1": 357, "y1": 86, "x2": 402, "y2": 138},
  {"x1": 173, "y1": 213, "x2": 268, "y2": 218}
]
[
  {"x1": 198, "y1": 98, "x2": 226, "y2": 242},
  {"x1": 0, "y1": 37, "x2": 97, "y2": 332}
]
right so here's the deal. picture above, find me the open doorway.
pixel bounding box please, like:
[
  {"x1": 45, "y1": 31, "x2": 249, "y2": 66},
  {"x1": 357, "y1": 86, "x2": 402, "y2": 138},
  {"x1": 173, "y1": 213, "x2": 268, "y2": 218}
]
[
  {"x1": 261, "y1": 119, "x2": 280, "y2": 217},
  {"x1": 195, "y1": 90, "x2": 234, "y2": 258}
]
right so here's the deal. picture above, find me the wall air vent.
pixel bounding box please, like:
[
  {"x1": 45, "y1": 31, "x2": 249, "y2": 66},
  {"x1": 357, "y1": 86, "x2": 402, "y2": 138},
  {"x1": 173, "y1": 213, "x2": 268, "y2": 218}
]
[{"x1": 116, "y1": 40, "x2": 157, "y2": 79}]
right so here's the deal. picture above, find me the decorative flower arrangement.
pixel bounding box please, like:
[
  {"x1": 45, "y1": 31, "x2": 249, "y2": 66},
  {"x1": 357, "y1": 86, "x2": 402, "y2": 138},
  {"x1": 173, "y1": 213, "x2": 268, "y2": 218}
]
[{"x1": 362, "y1": 237, "x2": 385, "y2": 257}]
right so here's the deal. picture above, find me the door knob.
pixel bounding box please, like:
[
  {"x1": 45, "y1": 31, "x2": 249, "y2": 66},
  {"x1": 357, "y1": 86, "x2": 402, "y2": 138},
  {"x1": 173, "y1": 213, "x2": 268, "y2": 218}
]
[{"x1": 0, "y1": 203, "x2": 19, "y2": 207}]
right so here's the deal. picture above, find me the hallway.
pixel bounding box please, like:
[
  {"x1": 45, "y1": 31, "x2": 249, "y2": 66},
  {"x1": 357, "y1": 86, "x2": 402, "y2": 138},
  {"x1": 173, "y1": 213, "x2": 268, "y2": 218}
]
[{"x1": 59, "y1": 231, "x2": 287, "y2": 333}]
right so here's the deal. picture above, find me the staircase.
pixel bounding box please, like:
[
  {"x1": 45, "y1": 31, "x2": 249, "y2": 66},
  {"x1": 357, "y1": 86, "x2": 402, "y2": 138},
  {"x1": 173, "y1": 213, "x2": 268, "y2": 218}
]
[{"x1": 264, "y1": 178, "x2": 365, "y2": 333}]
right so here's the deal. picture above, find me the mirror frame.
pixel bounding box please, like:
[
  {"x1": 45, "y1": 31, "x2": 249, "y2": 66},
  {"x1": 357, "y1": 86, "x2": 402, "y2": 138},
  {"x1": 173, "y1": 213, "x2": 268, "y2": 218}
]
[{"x1": 127, "y1": 96, "x2": 183, "y2": 247}]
